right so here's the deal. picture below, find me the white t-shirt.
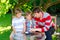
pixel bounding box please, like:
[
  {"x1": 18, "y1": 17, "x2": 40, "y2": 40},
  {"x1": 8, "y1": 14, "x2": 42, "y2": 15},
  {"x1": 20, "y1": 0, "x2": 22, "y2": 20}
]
[{"x1": 12, "y1": 16, "x2": 25, "y2": 32}]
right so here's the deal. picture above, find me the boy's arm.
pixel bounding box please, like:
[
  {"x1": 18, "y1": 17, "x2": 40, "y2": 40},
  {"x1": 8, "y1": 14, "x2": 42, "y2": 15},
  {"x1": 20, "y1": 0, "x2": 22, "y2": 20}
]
[
  {"x1": 12, "y1": 18, "x2": 16, "y2": 33},
  {"x1": 32, "y1": 19, "x2": 36, "y2": 28},
  {"x1": 23, "y1": 22, "x2": 26, "y2": 33},
  {"x1": 12, "y1": 26, "x2": 16, "y2": 33},
  {"x1": 34, "y1": 26, "x2": 36, "y2": 28}
]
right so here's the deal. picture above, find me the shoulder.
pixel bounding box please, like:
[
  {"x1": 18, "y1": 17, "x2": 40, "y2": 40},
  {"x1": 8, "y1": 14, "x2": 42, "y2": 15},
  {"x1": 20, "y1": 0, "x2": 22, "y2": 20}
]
[
  {"x1": 21, "y1": 16, "x2": 24, "y2": 18},
  {"x1": 12, "y1": 17, "x2": 17, "y2": 21},
  {"x1": 21, "y1": 16, "x2": 25, "y2": 19},
  {"x1": 20, "y1": 16, "x2": 26, "y2": 22},
  {"x1": 32, "y1": 17, "x2": 36, "y2": 20},
  {"x1": 12, "y1": 17, "x2": 17, "y2": 23},
  {"x1": 43, "y1": 12, "x2": 51, "y2": 18}
]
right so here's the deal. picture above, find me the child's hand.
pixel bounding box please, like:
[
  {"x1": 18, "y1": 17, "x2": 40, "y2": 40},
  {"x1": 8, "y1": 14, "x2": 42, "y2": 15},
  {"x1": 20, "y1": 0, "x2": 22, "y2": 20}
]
[
  {"x1": 30, "y1": 28, "x2": 42, "y2": 32},
  {"x1": 29, "y1": 28, "x2": 36, "y2": 32},
  {"x1": 13, "y1": 31, "x2": 16, "y2": 33},
  {"x1": 22, "y1": 31, "x2": 25, "y2": 34}
]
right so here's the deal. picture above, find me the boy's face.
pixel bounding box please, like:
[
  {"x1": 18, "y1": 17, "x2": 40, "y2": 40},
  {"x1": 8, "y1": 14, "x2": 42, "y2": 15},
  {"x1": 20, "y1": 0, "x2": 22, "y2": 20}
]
[
  {"x1": 26, "y1": 14, "x2": 32, "y2": 20},
  {"x1": 16, "y1": 13, "x2": 22, "y2": 18}
]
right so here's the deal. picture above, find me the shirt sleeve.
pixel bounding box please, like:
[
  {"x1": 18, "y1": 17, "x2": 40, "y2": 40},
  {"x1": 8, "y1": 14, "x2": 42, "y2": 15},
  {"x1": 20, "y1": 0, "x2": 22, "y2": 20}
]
[
  {"x1": 32, "y1": 19, "x2": 36, "y2": 28},
  {"x1": 41, "y1": 15, "x2": 52, "y2": 32},
  {"x1": 22, "y1": 16, "x2": 26, "y2": 23},
  {"x1": 12, "y1": 19, "x2": 15, "y2": 27}
]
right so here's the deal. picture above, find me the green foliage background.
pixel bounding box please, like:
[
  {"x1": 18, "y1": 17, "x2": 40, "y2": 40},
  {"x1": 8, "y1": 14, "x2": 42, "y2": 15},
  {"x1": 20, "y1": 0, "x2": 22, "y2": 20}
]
[{"x1": 0, "y1": 0, "x2": 60, "y2": 16}]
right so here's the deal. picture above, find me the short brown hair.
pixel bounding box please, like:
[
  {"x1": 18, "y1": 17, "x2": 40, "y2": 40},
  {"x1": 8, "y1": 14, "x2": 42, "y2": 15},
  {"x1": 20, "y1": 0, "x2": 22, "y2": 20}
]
[
  {"x1": 26, "y1": 11, "x2": 32, "y2": 16},
  {"x1": 33, "y1": 7, "x2": 42, "y2": 13},
  {"x1": 15, "y1": 9, "x2": 22, "y2": 14}
]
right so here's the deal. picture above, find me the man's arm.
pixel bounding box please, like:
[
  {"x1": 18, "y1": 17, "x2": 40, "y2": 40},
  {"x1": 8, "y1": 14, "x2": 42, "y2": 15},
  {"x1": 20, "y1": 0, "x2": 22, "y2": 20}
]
[
  {"x1": 41, "y1": 15, "x2": 52, "y2": 32},
  {"x1": 30, "y1": 15, "x2": 52, "y2": 32}
]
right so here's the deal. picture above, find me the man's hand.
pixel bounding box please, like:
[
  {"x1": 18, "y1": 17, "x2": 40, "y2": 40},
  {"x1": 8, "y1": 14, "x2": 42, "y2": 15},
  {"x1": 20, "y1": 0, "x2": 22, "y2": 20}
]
[
  {"x1": 29, "y1": 28, "x2": 35, "y2": 33},
  {"x1": 29, "y1": 28, "x2": 42, "y2": 32},
  {"x1": 22, "y1": 31, "x2": 25, "y2": 34}
]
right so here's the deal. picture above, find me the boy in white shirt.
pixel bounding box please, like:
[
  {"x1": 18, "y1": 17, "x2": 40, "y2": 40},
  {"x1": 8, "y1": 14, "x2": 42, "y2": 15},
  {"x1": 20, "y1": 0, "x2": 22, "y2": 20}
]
[{"x1": 10, "y1": 9, "x2": 26, "y2": 40}]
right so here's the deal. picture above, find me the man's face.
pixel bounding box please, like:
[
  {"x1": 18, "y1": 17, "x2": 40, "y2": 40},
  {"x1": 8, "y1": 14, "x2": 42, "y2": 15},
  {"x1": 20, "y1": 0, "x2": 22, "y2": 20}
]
[
  {"x1": 39, "y1": 12, "x2": 43, "y2": 18},
  {"x1": 16, "y1": 13, "x2": 22, "y2": 18},
  {"x1": 34, "y1": 12, "x2": 42, "y2": 18}
]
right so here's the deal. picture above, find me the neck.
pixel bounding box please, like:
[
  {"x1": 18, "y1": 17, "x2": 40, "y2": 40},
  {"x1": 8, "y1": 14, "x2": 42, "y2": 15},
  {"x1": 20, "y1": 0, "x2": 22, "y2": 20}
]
[
  {"x1": 16, "y1": 16, "x2": 21, "y2": 18},
  {"x1": 27, "y1": 19, "x2": 32, "y2": 21}
]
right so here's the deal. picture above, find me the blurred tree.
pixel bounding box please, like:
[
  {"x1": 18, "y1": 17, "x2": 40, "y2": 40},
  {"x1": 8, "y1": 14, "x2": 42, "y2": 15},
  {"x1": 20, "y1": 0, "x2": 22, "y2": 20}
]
[
  {"x1": 14, "y1": 0, "x2": 60, "y2": 12},
  {"x1": 30, "y1": 0, "x2": 60, "y2": 11},
  {"x1": 0, "y1": 0, "x2": 60, "y2": 16},
  {"x1": 42, "y1": 0, "x2": 60, "y2": 11},
  {"x1": 0, "y1": 0, "x2": 18, "y2": 16},
  {"x1": 47, "y1": 3, "x2": 60, "y2": 16}
]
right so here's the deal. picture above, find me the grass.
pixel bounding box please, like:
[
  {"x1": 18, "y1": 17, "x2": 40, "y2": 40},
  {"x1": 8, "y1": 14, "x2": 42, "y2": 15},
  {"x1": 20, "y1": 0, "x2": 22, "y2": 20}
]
[
  {"x1": 0, "y1": 13, "x2": 12, "y2": 40},
  {"x1": 0, "y1": 14, "x2": 12, "y2": 27}
]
